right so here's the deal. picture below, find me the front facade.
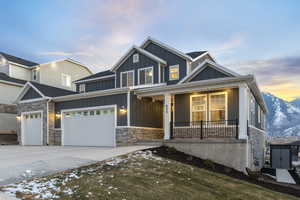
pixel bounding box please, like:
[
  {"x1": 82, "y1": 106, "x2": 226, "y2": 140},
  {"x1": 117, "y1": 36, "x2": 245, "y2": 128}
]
[
  {"x1": 15, "y1": 37, "x2": 267, "y2": 172},
  {"x1": 0, "y1": 53, "x2": 92, "y2": 136}
]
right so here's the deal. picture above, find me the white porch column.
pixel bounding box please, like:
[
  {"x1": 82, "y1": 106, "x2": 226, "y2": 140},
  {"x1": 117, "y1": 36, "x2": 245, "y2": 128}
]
[
  {"x1": 164, "y1": 93, "x2": 172, "y2": 140},
  {"x1": 239, "y1": 84, "x2": 248, "y2": 139}
]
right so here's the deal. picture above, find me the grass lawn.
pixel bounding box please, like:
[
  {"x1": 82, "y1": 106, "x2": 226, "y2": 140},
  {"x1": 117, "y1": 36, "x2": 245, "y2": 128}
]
[{"x1": 1, "y1": 149, "x2": 299, "y2": 200}]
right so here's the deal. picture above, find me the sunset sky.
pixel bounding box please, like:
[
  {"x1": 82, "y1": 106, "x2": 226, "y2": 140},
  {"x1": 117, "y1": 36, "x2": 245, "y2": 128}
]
[{"x1": 0, "y1": 0, "x2": 299, "y2": 101}]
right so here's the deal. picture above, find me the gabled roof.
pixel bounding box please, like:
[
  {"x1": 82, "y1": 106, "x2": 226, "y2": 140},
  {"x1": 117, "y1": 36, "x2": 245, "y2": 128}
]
[
  {"x1": 0, "y1": 72, "x2": 26, "y2": 86},
  {"x1": 16, "y1": 82, "x2": 77, "y2": 102},
  {"x1": 179, "y1": 59, "x2": 240, "y2": 84},
  {"x1": 140, "y1": 37, "x2": 194, "y2": 61},
  {"x1": 35, "y1": 58, "x2": 93, "y2": 74},
  {"x1": 30, "y1": 81, "x2": 77, "y2": 97},
  {"x1": 0, "y1": 52, "x2": 38, "y2": 67},
  {"x1": 75, "y1": 70, "x2": 115, "y2": 83},
  {"x1": 186, "y1": 51, "x2": 207, "y2": 59},
  {"x1": 111, "y1": 45, "x2": 167, "y2": 72}
]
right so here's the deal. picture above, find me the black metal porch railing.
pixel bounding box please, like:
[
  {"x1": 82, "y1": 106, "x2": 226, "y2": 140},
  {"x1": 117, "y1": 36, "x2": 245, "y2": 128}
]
[{"x1": 170, "y1": 119, "x2": 239, "y2": 139}]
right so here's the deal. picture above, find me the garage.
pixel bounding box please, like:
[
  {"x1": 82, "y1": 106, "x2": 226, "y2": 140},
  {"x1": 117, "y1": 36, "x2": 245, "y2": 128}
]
[
  {"x1": 61, "y1": 106, "x2": 116, "y2": 147},
  {"x1": 21, "y1": 111, "x2": 43, "y2": 145}
]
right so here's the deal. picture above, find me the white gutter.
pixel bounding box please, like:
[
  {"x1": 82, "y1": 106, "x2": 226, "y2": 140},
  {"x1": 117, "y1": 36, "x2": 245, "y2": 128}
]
[
  {"x1": 53, "y1": 87, "x2": 129, "y2": 102},
  {"x1": 135, "y1": 75, "x2": 254, "y2": 95},
  {"x1": 74, "y1": 74, "x2": 115, "y2": 84}
]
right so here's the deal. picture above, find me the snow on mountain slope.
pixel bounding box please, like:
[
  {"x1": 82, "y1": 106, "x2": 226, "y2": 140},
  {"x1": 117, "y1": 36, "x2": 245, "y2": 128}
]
[{"x1": 262, "y1": 93, "x2": 300, "y2": 137}]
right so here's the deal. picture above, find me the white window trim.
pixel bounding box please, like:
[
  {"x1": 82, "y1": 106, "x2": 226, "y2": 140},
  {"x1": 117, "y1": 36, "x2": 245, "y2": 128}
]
[
  {"x1": 62, "y1": 73, "x2": 71, "y2": 88},
  {"x1": 120, "y1": 70, "x2": 135, "y2": 88},
  {"x1": 79, "y1": 84, "x2": 86, "y2": 93},
  {"x1": 138, "y1": 66, "x2": 154, "y2": 85},
  {"x1": 190, "y1": 92, "x2": 228, "y2": 123},
  {"x1": 169, "y1": 65, "x2": 179, "y2": 81},
  {"x1": 190, "y1": 94, "x2": 208, "y2": 122},
  {"x1": 133, "y1": 53, "x2": 139, "y2": 63},
  {"x1": 208, "y1": 92, "x2": 228, "y2": 122}
]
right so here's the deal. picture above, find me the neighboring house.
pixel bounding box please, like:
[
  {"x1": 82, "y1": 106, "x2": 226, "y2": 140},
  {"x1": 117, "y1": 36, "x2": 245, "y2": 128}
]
[
  {"x1": 0, "y1": 52, "x2": 92, "y2": 135},
  {"x1": 15, "y1": 37, "x2": 267, "y2": 172}
]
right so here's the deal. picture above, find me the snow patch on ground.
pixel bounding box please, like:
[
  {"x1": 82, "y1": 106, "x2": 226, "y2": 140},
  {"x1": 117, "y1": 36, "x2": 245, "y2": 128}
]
[{"x1": 0, "y1": 150, "x2": 163, "y2": 199}]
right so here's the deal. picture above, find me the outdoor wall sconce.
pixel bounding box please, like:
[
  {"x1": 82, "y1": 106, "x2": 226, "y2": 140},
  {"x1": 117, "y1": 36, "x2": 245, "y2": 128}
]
[
  {"x1": 55, "y1": 113, "x2": 61, "y2": 119},
  {"x1": 119, "y1": 106, "x2": 127, "y2": 114},
  {"x1": 16, "y1": 115, "x2": 21, "y2": 120}
]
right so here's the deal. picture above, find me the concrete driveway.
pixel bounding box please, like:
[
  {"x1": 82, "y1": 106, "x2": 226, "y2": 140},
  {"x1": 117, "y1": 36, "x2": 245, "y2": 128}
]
[{"x1": 0, "y1": 145, "x2": 154, "y2": 186}]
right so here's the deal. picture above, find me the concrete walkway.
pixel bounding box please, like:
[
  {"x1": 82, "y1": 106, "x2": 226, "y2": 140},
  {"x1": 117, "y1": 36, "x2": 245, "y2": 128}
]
[
  {"x1": 276, "y1": 169, "x2": 296, "y2": 184},
  {"x1": 0, "y1": 145, "x2": 155, "y2": 186}
]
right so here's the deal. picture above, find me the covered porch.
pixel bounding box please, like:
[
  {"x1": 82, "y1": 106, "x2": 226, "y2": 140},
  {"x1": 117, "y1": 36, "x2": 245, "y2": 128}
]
[{"x1": 134, "y1": 76, "x2": 252, "y2": 141}]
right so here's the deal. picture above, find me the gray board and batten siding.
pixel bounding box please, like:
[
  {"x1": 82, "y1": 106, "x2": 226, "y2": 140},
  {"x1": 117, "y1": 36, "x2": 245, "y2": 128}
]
[
  {"x1": 54, "y1": 93, "x2": 128, "y2": 128},
  {"x1": 21, "y1": 88, "x2": 42, "y2": 100},
  {"x1": 115, "y1": 49, "x2": 159, "y2": 88},
  {"x1": 174, "y1": 88, "x2": 239, "y2": 124},
  {"x1": 143, "y1": 42, "x2": 187, "y2": 85}
]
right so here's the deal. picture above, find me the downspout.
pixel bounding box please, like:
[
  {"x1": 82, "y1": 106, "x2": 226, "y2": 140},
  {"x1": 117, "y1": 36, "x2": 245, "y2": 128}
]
[{"x1": 46, "y1": 98, "x2": 52, "y2": 145}]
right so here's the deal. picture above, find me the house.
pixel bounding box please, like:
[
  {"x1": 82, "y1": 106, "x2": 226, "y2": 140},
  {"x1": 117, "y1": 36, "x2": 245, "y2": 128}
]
[
  {"x1": 0, "y1": 52, "x2": 92, "y2": 136},
  {"x1": 15, "y1": 37, "x2": 267, "y2": 172}
]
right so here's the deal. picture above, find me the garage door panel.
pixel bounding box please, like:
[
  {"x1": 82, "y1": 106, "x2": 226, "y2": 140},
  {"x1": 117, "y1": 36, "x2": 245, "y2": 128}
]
[{"x1": 62, "y1": 107, "x2": 115, "y2": 147}]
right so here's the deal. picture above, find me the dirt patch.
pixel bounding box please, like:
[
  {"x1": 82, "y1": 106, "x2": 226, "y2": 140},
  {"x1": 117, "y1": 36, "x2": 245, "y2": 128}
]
[{"x1": 150, "y1": 146, "x2": 300, "y2": 197}]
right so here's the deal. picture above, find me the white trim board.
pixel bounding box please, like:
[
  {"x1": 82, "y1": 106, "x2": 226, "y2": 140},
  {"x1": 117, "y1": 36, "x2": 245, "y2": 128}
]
[
  {"x1": 137, "y1": 66, "x2": 154, "y2": 85},
  {"x1": 140, "y1": 37, "x2": 193, "y2": 61},
  {"x1": 111, "y1": 45, "x2": 166, "y2": 72},
  {"x1": 15, "y1": 82, "x2": 52, "y2": 103},
  {"x1": 179, "y1": 59, "x2": 240, "y2": 84},
  {"x1": 74, "y1": 74, "x2": 115, "y2": 84},
  {"x1": 0, "y1": 80, "x2": 24, "y2": 87}
]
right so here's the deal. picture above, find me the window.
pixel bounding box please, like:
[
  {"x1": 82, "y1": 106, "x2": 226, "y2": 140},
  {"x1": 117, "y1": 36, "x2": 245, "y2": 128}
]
[
  {"x1": 191, "y1": 95, "x2": 207, "y2": 122},
  {"x1": 79, "y1": 84, "x2": 85, "y2": 93},
  {"x1": 133, "y1": 53, "x2": 139, "y2": 63},
  {"x1": 169, "y1": 65, "x2": 179, "y2": 80},
  {"x1": 190, "y1": 92, "x2": 228, "y2": 122},
  {"x1": 32, "y1": 69, "x2": 39, "y2": 81},
  {"x1": 138, "y1": 67, "x2": 153, "y2": 85},
  {"x1": 121, "y1": 71, "x2": 134, "y2": 87},
  {"x1": 209, "y1": 93, "x2": 227, "y2": 121},
  {"x1": 62, "y1": 74, "x2": 71, "y2": 87},
  {"x1": 250, "y1": 95, "x2": 255, "y2": 126}
]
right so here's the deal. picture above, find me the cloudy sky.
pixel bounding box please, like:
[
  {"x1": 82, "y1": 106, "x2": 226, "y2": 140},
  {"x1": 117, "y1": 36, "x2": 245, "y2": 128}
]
[{"x1": 0, "y1": 0, "x2": 299, "y2": 101}]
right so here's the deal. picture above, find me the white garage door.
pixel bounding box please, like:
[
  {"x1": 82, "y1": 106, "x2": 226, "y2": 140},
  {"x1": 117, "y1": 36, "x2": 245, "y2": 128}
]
[
  {"x1": 62, "y1": 106, "x2": 116, "y2": 147},
  {"x1": 21, "y1": 112, "x2": 43, "y2": 145}
]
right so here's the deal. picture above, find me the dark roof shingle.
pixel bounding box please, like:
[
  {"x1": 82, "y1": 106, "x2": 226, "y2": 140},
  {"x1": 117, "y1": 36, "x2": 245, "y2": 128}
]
[
  {"x1": 186, "y1": 51, "x2": 207, "y2": 59},
  {"x1": 30, "y1": 81, "x2": 77, "y2": 97},
  {"x1": 76, "y1": 70, "x2": 115, "y2": 82},
  {"x1": 0, "y1": 52, "x2": 38, "y2": 67},
  {"x1": 0, "y1": 73, "x2": 26, "y2": 85}
]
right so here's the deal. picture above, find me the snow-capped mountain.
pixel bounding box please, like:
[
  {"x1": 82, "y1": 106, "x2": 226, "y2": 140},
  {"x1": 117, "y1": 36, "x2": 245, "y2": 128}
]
[
  {"x1": 291, "y1": 98, "x2": 300, "y2": 108},
  {"x1": 262, "y1": 92, "x2": 300, "y2": 137}
]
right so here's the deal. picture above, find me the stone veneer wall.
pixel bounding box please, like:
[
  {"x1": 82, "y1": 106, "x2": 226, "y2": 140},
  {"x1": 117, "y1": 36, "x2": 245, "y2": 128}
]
[
  {"x1": 17, "y1": 100, "x2": 48, "y2": 145},
  {"x1": 48, "y1": 102, "x2": 62, "y2": 145},
  {"x1": 116, "y1": 127, "x2": 164, "y2": 145},
  {"x1": 248, "y1": 126, "x2": 266, "y2": 170}
]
